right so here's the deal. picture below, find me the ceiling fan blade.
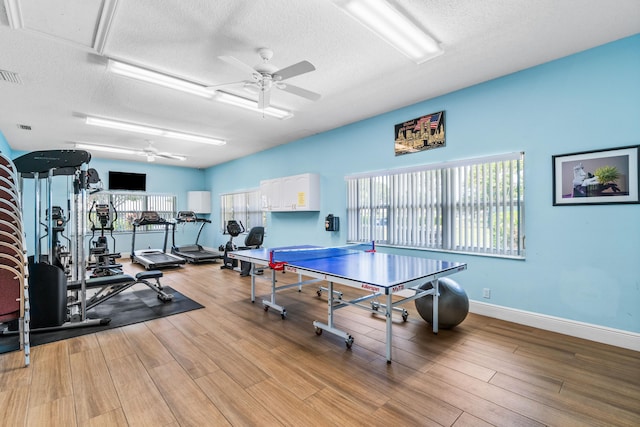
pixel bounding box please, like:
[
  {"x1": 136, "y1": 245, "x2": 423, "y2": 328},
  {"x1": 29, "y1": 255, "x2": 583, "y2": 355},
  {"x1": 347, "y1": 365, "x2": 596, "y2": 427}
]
[
  {"x1": 280, "y1": 83, "x2": 321, "y2": 101},
  {"x1": 219, "y1": 55, "x2": 259, "y2": 77},
  {"x1": 273, "y1": 60, "x2": 315, "y2": 81}
]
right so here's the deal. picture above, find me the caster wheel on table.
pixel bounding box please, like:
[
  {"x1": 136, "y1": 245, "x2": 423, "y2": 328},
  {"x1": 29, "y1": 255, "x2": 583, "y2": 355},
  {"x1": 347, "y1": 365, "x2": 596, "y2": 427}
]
[
  {"x1": 345, "y1": 336, "x2": 354, "y2": 349},
  {"x1": 314, "y1": 326, "x2": 323, "y2": 336},
  {"x1": 317, "y1": 289, "x2": 322, "y2": 297},
  {"x1": 263, "y1": 305, "x2": 269, "y2": 312},
  {"x1": 402, "y1": 310, "x2": 409, "y2": 322}
]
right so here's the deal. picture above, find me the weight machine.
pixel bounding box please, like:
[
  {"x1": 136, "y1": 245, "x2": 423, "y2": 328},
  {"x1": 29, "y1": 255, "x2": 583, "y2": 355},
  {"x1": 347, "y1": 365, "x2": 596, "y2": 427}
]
[
  {"x1": 10, "y1": 150, "x2": 173, "y2": 331},
  {"x1": 39, "y1": 205, "x2": 71, "y2": 277}
]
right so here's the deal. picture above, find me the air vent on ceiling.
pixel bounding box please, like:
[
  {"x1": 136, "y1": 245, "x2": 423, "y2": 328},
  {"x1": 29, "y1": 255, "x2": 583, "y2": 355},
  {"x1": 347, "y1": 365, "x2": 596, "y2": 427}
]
[
  {"x1": 17, "y1": 124, "x2": 32, "y2": 130},
  {"x1": 0, "y1": 69, "x2": 23, "y2": 84}
]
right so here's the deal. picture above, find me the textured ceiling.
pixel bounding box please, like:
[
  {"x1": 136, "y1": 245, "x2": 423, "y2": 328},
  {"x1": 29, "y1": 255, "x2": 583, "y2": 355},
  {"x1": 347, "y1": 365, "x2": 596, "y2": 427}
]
[{"x1": 1, "y1": 0, "x2": 639, "y2": 168}]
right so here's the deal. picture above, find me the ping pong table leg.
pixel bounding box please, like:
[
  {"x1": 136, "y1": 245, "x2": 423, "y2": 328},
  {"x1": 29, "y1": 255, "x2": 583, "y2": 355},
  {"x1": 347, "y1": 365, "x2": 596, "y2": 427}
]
[
  {"x1": 312, "y1": 280, "x2": 353, "y2": 348},
  {"x1": 250, "y1": 264, "x2": 256, "y2": 303},
  {"x1": 432, "y1": 278, "x2": 439, "y2": 334},
  {"x1": 262, "y1": 268, "x2": 287, "y2": 318},
  {"x1": 386, "y1": 292, "x2": 393, "y2": 363}
]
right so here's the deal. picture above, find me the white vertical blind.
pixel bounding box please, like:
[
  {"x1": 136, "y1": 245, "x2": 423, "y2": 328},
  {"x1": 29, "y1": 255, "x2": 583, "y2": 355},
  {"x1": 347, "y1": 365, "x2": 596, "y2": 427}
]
[
  {"x1": 220, "y1": 189, "x2": 265, "y2": 233},
  {"x1": 346, "y1": 152, "x2": 524, "y2": 258},
  {"x1": 87, "y1": 192, "x2": 177, "y2": 232}
]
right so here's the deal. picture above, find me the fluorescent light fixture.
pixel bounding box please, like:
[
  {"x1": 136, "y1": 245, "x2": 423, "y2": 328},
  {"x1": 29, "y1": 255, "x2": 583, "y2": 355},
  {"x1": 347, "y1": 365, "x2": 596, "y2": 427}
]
[
  {"x1": 107, "y1": 59, "x2": 294, "y2": 119},
  {"x1": 74, "y1": 143, "x2": 133, "y2": 155},
  {"x1": 93, "y1": 0, "x2": 118, "y2": 54},
  {"x1": 107, "y1": 59, "x2": 214, "y2": 99},
  {"x1": 85, "y1": 116, "x2": 226, "y2": 146},
  {"x1": 330, "y1": 0, "x2": 443, "y2": 64},
  {"x1": 215, "y1": 91, "x2": 293, "y2": 120},
  {"x1": 4, "y1": 0, "x2": 24, "y2": 29}
]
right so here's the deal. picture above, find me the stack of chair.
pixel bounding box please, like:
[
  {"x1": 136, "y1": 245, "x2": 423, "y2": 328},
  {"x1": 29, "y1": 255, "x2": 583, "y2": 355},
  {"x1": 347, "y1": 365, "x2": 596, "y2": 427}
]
[{"x1": 0, "y1": 152, "x2": 30, "y2": 366}]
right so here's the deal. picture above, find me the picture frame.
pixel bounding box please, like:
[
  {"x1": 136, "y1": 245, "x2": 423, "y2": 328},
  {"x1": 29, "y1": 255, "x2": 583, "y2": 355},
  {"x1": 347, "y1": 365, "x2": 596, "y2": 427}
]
[
  {"x1": 552, "y1": 145, "x2": 639, "y2": 206},
  {"x1": 394, "y1": 111, "x2": 445, "y2": 156}
]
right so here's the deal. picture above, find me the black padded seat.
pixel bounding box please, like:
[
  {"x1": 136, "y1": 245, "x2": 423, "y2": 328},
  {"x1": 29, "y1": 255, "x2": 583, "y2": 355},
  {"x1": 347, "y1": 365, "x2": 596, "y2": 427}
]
[
  {"x1": 68, "y1": 274, "x2": 136, "y2": 291},
  {"x1": 136, "y1": 270, "x2": 163, "y2": 280}
]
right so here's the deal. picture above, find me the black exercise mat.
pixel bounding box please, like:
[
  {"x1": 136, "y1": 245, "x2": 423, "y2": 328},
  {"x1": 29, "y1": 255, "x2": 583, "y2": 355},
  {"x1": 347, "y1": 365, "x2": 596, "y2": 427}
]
[{"x1": 0, "y1": 286, "x2": 203, "y2": 354}]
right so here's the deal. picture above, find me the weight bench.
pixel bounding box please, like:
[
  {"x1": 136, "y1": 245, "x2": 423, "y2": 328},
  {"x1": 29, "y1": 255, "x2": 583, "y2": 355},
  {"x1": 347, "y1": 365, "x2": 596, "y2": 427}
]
[{"x1": 67, "y1": 270, "x2": 173, "y2": 312}]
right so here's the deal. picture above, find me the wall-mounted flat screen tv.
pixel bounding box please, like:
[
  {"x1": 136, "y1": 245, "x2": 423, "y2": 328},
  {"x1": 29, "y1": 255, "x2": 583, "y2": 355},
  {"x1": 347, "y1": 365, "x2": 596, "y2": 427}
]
[{"x1": 108, "y1": 171, "x2": 146, "y2": 191}]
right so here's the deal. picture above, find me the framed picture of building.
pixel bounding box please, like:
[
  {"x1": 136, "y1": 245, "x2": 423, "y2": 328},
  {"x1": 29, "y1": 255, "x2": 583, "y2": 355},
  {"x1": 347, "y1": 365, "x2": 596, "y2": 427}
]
[
  {"x1": 552, "y1": 145, "x2": 639, "y2": 206},
  {"x1": 394, "y1": 111, "x2": 445, "y2": 156}
]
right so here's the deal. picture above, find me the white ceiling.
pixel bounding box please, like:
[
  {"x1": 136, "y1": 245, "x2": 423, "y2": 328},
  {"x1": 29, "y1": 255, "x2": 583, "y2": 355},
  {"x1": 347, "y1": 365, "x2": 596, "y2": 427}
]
[{"x1": 1, "y1": 0, "x2": 639, "y2": 168}]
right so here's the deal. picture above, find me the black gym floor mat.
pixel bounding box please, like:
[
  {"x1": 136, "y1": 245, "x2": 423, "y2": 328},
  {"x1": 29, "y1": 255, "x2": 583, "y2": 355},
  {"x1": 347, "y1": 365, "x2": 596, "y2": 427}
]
[{"x1": 0, "y1": 286, "x2": 203, "y2": 354}]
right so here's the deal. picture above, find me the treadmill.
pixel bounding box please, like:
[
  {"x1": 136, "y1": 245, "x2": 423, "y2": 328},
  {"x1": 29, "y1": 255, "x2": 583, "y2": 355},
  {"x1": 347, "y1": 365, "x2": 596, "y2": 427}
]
[
  {"x1": 171, "y1": 211, "x2": 222, "y2": 263},
  {"x1": 131, "y1": 211, "x2": 186, "y2": 270}
]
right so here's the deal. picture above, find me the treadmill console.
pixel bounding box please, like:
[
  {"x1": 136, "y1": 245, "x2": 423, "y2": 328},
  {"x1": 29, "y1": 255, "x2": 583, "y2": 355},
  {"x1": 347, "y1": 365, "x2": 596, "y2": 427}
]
[
  {"x1": 177, "y1": 211, "x2": 197, "y2": 222},
  {"x1": 135, "y1": 210, "x2": 165, "y2": 226}
]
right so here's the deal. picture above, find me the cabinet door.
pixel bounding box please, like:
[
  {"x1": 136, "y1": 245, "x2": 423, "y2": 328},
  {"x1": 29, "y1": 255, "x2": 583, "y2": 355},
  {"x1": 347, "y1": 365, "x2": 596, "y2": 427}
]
[
  {"x1": 293, "y1": 173, "x2": 319, "y2": 210},
  {"x1": 292, "y1": 174, "x2": 311, "y2": 209},
  {"x1": 261, "y1": 174, "x2": 319, "y2": 211},
  {"x1": 260, "y1": 179, "x2": 282, "y2": 211}
]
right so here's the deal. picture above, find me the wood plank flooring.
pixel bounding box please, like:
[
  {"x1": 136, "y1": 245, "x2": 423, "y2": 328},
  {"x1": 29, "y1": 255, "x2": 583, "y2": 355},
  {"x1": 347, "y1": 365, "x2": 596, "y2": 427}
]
[{"x1": 1, "y1": 260, "x2": 639, "y2": 426}]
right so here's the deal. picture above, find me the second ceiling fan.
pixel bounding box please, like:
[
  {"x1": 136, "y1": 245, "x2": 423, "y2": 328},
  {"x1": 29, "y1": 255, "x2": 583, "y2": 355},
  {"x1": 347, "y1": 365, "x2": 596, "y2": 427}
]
[{"x1": 212, "y1": 48, "x2": 321, "y2": 109}]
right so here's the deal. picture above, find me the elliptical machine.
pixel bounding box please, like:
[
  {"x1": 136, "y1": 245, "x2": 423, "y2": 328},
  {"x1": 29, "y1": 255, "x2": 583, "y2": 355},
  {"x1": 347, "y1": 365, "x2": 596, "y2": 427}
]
[
  {"x1": 219, "y1": 220, "x2": 244, "y2": 270},
  {"x1": 87, "y1": 201, "x2": 122, "y2": 277}
]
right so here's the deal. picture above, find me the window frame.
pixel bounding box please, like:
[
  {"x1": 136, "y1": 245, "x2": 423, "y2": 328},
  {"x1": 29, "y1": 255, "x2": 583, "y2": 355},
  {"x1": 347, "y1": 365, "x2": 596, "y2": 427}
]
[
  {"x1": 219, "y1": 189, "x2": 265, "y2": 234},
  {"x1": 86, "y1": 191, "x2": 177, "y2": 233},
  {"x1": 346, "y1": 152, "x2": 525, "y2": 259}
]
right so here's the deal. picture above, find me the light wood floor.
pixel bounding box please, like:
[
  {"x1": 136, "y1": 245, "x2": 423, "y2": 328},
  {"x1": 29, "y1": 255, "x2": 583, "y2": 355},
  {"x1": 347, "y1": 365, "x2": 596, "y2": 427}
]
[{"x1": 1, "y1": 260, "x2": 639, "y2": 426}]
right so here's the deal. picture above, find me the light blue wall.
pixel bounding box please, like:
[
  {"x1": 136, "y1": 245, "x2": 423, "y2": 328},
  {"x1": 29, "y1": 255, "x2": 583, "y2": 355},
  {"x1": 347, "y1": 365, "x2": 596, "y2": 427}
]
[
  {"x1": 0, "y1": 130, "x2": 12, "y2": 156},
  {"x1": 205, "y1": 34, "x2": 640, "y2": 333}
]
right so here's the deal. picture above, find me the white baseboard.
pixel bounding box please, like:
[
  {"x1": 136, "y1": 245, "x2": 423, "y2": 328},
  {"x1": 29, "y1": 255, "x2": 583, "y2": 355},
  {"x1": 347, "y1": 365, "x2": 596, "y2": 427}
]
[{"x1": 469, "y1": 300, "x2": 640, "y2": 352}]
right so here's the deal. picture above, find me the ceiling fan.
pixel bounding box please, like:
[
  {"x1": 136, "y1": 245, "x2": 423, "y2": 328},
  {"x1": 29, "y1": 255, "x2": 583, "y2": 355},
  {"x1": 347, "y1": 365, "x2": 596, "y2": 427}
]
[
  {"x1": 75, "y1": 141, "x2": 187, "y2": 162},
  {"x1": 139, "y1": 141, "x2": 186, "y2": 162},
  {"x1": 211, "y1": 48, "x2": 321, "y2": 109}
]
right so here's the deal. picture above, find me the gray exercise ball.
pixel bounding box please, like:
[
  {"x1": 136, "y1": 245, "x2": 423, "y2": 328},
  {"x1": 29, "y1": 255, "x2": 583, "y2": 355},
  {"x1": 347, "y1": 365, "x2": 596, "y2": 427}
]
[{"x1": 414, "y1": 277, "x2": 469, "y2": 329}]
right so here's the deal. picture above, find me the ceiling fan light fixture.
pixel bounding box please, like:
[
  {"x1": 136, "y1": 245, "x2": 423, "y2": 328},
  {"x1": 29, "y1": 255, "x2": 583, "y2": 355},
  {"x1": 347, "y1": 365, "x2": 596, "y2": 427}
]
[
  {"x1": 85, "y1": 116, "x2": 226, "y2": 146},
  {"x1": 331, "y1": 0, "x2": 443, "y2": 64},
  {"x1": 107, "y1": 59, "x2": 213, "y2": 99},
  {"x1": 215, "y1": 91, "x2": 293, "y2": 120}
]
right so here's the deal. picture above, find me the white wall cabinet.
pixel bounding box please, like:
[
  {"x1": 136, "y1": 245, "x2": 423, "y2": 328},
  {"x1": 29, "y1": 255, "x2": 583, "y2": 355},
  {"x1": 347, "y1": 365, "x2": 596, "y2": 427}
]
[
  {"x1": 260, "y1": 173, "x2": 320, "y2": 211},
  {"x1": 187, "y1": 191, "x2": 211, "y2": 213}
]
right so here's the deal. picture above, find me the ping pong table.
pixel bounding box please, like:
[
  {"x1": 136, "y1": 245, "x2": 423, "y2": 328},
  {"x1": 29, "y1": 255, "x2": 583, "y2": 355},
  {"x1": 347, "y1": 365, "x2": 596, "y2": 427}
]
[{"x1": 229, "y1": 243, "x2": 467, "y2": 362}]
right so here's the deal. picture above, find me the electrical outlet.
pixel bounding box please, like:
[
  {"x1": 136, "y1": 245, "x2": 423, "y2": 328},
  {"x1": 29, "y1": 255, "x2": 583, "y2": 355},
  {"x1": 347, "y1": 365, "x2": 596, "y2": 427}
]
[{"x1": 483, "y1": 288, "x2": 491, "y2": 299}]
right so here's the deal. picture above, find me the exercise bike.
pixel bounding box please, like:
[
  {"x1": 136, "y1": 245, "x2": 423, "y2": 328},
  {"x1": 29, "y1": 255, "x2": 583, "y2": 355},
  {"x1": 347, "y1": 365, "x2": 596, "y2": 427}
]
[{"x1": 219, "y1": 220, "x2": 244, "y2": 270}]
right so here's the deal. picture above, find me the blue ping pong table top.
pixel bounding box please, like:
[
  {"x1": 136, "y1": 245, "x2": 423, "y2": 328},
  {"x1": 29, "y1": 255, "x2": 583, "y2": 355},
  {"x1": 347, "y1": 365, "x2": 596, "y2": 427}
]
[{"x1": 232, "y1": 245, "x2": 466, "y2": 289}]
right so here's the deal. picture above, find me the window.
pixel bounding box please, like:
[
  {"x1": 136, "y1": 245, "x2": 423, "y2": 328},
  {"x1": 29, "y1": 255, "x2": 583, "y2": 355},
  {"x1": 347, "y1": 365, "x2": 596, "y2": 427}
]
[
  {"x1": 220, "y1": 189, "x2": 265, "y2": 233},
  {"x1": 346, "y1": 152, "x2": 524, "y2": 258},
  {"x1": 86, "y1": 192, "x2": 177, "y2": 233}
]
